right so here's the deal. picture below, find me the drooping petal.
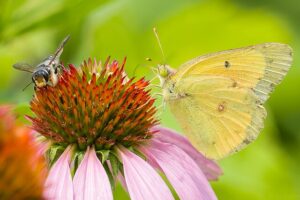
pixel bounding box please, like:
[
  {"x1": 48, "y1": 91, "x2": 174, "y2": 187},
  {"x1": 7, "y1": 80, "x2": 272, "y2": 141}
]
[
  {"x1": 30, "y1": 132, "x2": 49, "y2": 157},
  {"x1": 152, "y1": 126, "x2": 222, "y2": 180},
  {"x1": 44, "y1": 146, "x2": 73, "y2": 200},
  {"x1": 143, "y1": 140, "x2": 217, "y2": 200},
  {"x1": 119, "y1": 147, "x2": 174, "y2": 200},
  {"x1": 117, "y1": 173, "x2": 128, "y2": 192},
  {"x1": 73, "y1": 147, "x2": 113, "y2": 200}
]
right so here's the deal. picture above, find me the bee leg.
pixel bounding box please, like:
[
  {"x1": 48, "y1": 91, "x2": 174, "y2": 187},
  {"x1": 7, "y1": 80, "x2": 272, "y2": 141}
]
[
  {"x1": 54, "y1": 64, "x2": 65, "y2": 74},
  {"x1": 59, "y1": 63, "x2": 66, "y2": 69},
  {"x1": 55, "y1": 65, "x2": 61, "y2": 74}
]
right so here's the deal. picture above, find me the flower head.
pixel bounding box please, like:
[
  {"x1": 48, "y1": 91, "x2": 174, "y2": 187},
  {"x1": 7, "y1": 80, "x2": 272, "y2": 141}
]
[
  {"x1": 0, "y1": 106, "x2": 46, "y2": 200},
  {"x1": 29, "y1": 58, "x2": 222, "y2": 199},
  {"x1": 30, "y1": 58, "x2": 156, "y2": 150}
]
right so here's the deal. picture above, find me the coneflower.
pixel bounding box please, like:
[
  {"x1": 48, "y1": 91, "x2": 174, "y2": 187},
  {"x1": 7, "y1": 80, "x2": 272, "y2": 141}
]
[
  {"x1": 0, "y1": 106, "x2": 46, "y2": 200},
  {"x1": 28, "y1": 58, "x2": 222, "y2": 200}
]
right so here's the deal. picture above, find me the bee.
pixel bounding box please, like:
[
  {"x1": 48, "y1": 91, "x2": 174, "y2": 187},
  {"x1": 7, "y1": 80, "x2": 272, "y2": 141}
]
[{"x1": 13, "y1": 35, "x2": 70, "y2": 88}]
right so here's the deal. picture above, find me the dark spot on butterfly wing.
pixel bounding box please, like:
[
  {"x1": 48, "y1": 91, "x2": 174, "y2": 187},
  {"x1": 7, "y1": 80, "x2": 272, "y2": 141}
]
[
  {"x1": 232, "y1": 81, "x2": 237, "y2": 88},
  {"x1": 224, "y1": 61, "x2": 230, "y2": 68},
  {"x1": 269, "y1": 59, "x2": 274, "y2": 64},
  {"x1": 243, "y1": 138, "x2": 251, "y2": 145},
  {"x1": 218, "y1": 102, "x2": 226, "y2": 112}
]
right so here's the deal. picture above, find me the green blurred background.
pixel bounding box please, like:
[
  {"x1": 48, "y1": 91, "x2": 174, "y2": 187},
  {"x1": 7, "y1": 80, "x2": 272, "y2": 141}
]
[{"x1": 0, "y1": 0, "x2": 299, "y2": 199}]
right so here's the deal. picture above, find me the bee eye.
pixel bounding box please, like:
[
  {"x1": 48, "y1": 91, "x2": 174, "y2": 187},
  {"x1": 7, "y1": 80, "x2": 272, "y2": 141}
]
[
  {"x1": 46, "y1": 68, "x2": 51, "y2": 74},
  {"x1": 33, "y1": 70, "x2": 49, "y2": 84},
  {"x1": 43, "y1": 72, "x2": 49, "y2": 82}
]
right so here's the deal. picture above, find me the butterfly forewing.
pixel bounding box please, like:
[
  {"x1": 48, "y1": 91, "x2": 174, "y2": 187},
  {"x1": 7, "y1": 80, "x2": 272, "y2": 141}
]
[{"x1": 173, "y1": 43, "x2": 292, "y2": 102}]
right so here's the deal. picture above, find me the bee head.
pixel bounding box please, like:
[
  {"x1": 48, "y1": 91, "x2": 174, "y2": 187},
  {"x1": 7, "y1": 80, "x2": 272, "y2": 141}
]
[{"x1": 32, "y1": 69, "x2": 50, "y2": 87}]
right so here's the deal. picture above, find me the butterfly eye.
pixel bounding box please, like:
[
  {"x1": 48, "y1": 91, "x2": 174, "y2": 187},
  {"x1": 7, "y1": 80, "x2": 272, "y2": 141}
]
[{"x1": 157, "y1": 65, "x2": 168, "y2": 77}]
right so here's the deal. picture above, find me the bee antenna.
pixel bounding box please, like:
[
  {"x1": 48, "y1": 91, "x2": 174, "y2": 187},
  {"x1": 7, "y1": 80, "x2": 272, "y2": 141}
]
[
  {"x1": 22, "y1": 81, "x2": 33, "y2": 91},
  {"x1": 153, "y1": 27, "x2": 166, "y2": 63}
]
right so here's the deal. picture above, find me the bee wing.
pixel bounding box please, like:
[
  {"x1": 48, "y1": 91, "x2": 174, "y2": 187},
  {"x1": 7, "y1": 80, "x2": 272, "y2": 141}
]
[
  {"x1": 58, "y1": 35, "x2": 71, "y2": 50},
  {"x1": 55, "y1": 35, "x2": 70, "y2": 57},
  {"x1": 13, "y1": 62, "x2": 35, "y2": 73},
  {"x1": 48, "y1": 35, "x2": 70, "y2": 65}
]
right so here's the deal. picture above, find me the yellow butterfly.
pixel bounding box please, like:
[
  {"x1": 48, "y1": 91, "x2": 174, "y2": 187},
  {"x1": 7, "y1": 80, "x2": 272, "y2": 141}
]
[{"x1": 157, "y1": 43, "x2": 292, "y2": 160}]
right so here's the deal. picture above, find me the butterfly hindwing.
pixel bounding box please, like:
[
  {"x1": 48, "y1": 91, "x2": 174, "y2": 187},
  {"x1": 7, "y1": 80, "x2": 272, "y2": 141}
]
[{"x1": 167, "y1": 76, "x2": 266, "y2": 159}]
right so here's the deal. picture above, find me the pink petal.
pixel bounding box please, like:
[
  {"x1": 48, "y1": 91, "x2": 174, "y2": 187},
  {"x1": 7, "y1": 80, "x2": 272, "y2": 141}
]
[
  {"x1": 44, "y1": 146, "x2": 73, "y2": 200},
  {"x1": 117, "y1": 173, "x2": 128, "y2": 192},
  {"x1": 143, "y1": 140, "x2": 217, "y2": 200},
  {"x1": 119, "y1": 148, "x2": 174, "y2": 200},
  {"x1": 152, "y1": 125, "x2": 222, "y2": 180},
  {"x1": 73, "y1": 147, "x2": 113, "y2": 200}
]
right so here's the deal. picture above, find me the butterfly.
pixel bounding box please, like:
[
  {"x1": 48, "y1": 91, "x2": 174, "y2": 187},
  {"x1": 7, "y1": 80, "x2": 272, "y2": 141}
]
[{"x1": 156, "y1": 43, "x2": 292, "y2": 160}]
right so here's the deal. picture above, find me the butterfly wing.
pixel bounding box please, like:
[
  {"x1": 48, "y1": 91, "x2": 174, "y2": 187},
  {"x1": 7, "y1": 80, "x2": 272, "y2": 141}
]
[
  {"x1": 13, "y1": 62, "x2": 35, "y2": 73},
  {"x1": 167, "y1": 76, "x2": 266, "y2": 159},
  {"x1": 165, "y1": 43, "x2": 292, "y2": 159},
  {"x1": 174, "y1": 43, "x2": 292, "y2": 102}
]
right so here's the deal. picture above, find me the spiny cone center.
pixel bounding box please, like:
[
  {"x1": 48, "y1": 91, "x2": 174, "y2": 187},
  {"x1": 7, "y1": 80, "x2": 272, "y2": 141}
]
[{"x1": 30, "y1": 58, "x2": 157, "y2": 150}]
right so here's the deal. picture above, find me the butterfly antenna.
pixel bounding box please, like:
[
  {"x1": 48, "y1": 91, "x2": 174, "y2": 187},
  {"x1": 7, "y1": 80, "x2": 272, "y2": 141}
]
[
  {"x1": 153, "y1": 27, "x2": 166, "y2": 63},
  {"x1": 48, "y1": 35, "x2": 70, "y2": 65},
  {"x1": 131, "y1": 57, "x2": 155, "y2": 77},
  {"x1": 22, "y1": 81, "x2": 33, "y2": 91}
]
